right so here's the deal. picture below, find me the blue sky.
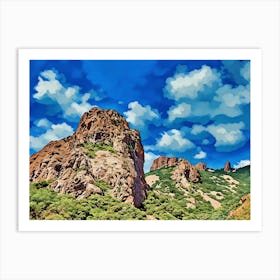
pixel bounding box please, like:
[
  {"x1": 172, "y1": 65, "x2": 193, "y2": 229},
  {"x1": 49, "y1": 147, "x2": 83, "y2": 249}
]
[{"x1": 30, "y1": 59, "x2": 250, "y2": 172}]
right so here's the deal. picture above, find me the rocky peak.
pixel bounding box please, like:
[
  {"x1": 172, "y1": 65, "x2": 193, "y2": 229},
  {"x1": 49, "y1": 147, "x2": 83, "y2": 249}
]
[
  {"x1": 195, "y1": 162, "x2": 207, "y2": 171},
  {"x1": 30, "y1": 107, "x2": 149, "y2": 208},
  {"x1": 75, "y1": 107, "x2": 130, "y2": 144},
  {"x1": 150, "y1": 156, "x2": 178, "y2": 171},
  {"x1": 224, "y1": 161, "x2": 231, "y2": 172}
]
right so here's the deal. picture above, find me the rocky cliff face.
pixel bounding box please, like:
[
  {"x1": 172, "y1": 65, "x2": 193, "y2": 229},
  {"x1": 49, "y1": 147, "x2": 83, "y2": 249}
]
[
  {"x1": 150, "y1": 156, "x2": 178, "y2": 171},
  {"x1": 30, "y1": 107, "x2": 149, "y2": 207}
]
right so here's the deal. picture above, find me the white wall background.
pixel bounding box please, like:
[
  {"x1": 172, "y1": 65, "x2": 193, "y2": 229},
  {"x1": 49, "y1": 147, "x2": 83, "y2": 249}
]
[{"x1": 0, "y1": 1, "x2": 279, "y2": 279}]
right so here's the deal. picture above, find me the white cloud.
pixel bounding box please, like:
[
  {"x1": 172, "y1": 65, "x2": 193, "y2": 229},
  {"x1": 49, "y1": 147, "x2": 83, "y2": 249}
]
[
  {"x1": 143, "y1": 145, "x2": 155, "y2": 152},
  {"x1": 187, "y1": 84, "x2": 249, "y2": 119},
  {"x1": 89, "y1": 89, "x2": 106, "y2": 102},
  {"x1": 191, "y1": 124, "x2": 205, "y2": 135},
  {"x1": 163, "y1": 63, "x2": 250, "y2": 123},
  {"x1": 64, "y1": 93, "x2": 92, "y2": 118},
  {"x1": 240, "y1": 62, "x2": 250, "y2": 82},
  {"x1": 234, "y1": 159, "x2": 250, "y2": 169},
  {"x1": 155, "y1": 129, "x2": 194, "y2": 152},
  {"x1": 33, "y1": 69, "x2": 94, "y2": 120},
  {"x1": 167, "y1": 102, "x2": 191, "y2": 122},
  {"x1": 214, "y1": 84, "x2": 250, "y2": 108},
  {"x1": 36, "y1": 118, "x2": 52, "y2": 129},
  {"x1": 41, "y1": 69, "x2": 57, "y2": 80},
  {"x1": 30, "y1": 121, "x2": 74, "y2": 151},
  {"x1": 166, "y1": 83, "x2": 249, "y2": 120},
  {"x1": 211, "y1": 103, "x2": 242, "y2": 118},
  {"x1": 124, "y1": 101, "x2": 160, "y2": 127},
  {"x1": 191, "y1": 122, "x2": 246, "y2": 151},
  {"x1": 34, "y1": 71, "x2": 63, "y2": 100},
  {"x1": 190, "y1": 101, "x2": 212, "y2": 117},
  {"x1": 202, "y1": 139, "x2": 210, "y2": 145},
  {"x1": 144, "y1": 151, "x2": 160, "y2": 173},
  {"x1": 164, "y1": 65, "x2": 221, "y2": 101},
  {"x1": 206, "y1": 122, "x2": 245, "y2": 150},
  {"x1": 194, "y1": 150, "x2": 207, "y2": 159}
]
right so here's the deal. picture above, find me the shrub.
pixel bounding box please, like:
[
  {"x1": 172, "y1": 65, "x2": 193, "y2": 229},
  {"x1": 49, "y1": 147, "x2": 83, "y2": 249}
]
[
  {"x1": 94, "y1": 180, "x2": 111, "y2": 192},
  {"x1": 82, "y1": 142, "x2": 116, "y2": 158},
  {"x1": 32, "y1": 180, "x2": 52, "y2": 189},
  {"x1": 76, "y1": 166, "x2": 89, "y2": 172}
]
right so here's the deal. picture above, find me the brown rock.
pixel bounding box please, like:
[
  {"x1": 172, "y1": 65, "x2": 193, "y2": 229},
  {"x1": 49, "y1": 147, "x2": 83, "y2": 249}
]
[
  {"x1": 189, "y1": 168, "x2": 201, "y2": 183},
  {"x1": 171, "y1": 158, "x2": 201, "y2": 187},
  {"x1": 150, "y1": 156, "x2": 178, "y2": 171},
  {"x1": 30, "y1": 107, "x2": 149, "y2": 208},
  {"x1": 195, "y1": 162, "x2": 207, "y2": 171},
  {"x1": 224, "y1": 161, "x2": 231, "y2": 172}
]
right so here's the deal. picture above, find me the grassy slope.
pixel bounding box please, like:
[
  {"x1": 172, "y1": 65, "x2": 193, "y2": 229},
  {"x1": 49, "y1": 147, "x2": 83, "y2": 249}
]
[
  {"x1": 30, "y1": 182, "x2": 146, "y2": 220},
  {"x1": 30, "y1": 166, "x2": 250, "y2": 220},
  {"x1": 227, "y1": 194, "x2": 250, "y2": 220},
  {"x1": 144, "y1": 165, "x2": 250, "y2": 220}
]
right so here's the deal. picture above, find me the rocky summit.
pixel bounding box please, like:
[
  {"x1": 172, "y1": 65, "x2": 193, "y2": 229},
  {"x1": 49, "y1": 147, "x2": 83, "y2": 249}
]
[{"x1": 29, "y1": 107, "x2": 149, "y2": 207}]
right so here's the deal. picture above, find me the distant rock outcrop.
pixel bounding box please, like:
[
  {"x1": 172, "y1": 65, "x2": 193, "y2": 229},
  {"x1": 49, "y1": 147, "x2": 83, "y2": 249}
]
[
  {"x1": 195, "y1": 162, "x2": 207, "y2": 171},
  {"x1": 150, "y1": 156, "x2": 202, "y2": 187},
  {"x1": 172, "y1": 159, "x2": 201, "y2": 184},
  {"x1": 150, "y1": 156, "x2": 178, "y2": 171},
  {"x1": 224, "y1": 161, "x2": 231, "y2": 172},
  {"x1": 30, "y1": 107, "x2": 149, "y2": 207}
]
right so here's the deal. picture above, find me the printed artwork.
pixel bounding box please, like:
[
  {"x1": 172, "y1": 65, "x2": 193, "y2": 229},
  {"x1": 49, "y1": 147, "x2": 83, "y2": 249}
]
[{"x1": 29, "y1": 58, "x2": 251, "y2": 221}]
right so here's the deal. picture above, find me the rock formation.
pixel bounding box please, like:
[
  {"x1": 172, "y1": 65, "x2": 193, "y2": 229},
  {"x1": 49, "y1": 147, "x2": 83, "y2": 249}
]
[
  {"x1": 150, "y1": 156, "x2": 178, "y2": 171},
  {"x1": 224, "y1": 161, "x2": 231, "y2": 172},
  {"x1": 172, "y1": 159, "x2": 201, "y2": 184},
  {"x1": 195, "y1": 162, "x2": 207, "y2": 171},
  {"x1": 30, "y1": 107, "x2": 149, "y2": 208},
  {"x1": 150, "y1": 156, "x2": 202, "y2": 186}
]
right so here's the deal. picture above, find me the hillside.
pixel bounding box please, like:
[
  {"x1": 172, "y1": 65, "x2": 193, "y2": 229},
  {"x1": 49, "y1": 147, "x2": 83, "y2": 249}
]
[
  {"x1": 29, "y1": 107, "x2": 250, "y2": 220},
  {"x1": 30, "y1": 165, "x2": 250, "y2": 220},
  {"x1": 145, "y1": 165, "x2": 250, "y2": 220}
]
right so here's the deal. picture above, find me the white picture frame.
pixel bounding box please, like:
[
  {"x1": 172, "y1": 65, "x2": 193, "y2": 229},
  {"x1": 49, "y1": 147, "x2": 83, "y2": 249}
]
[{"x1": 18, "y1": 48, "x2": 262, "y2": 232}]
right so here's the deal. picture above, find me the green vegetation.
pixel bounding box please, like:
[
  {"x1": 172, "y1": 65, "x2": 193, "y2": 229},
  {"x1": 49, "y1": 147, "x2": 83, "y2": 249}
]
[
  {"x1": 82, "y1": 142, "x2": 116, "y2": 158},
  {"x1": 144, "y1": 165, "x2": 250, "y2": 220},
  {"x1": 128, "y1": 144, "x2": 134, "y2": 152},
  {"x1": 30, "y1": 166, "x2": 250, "y2": 220},
  {"x1": 75, "y1": 166, "x2": 90, "y2": 172},
  {"x1": 30, "y1": 181, "x2": 146, "y2": 220},
  {"x1": 195, "y1": 166, "x2": 250, "y2": 219},
  {"x1": 94, "y1": 180, "x2": 111, "y2": 193},
  {"x1": 32, "y1": 180, "x2": 54, "y2": 189}
]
